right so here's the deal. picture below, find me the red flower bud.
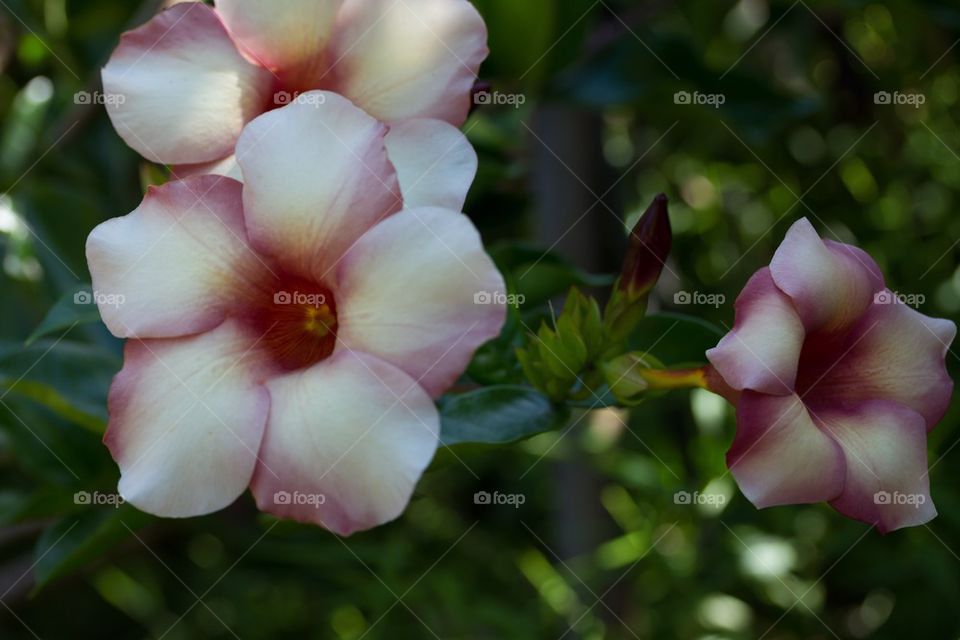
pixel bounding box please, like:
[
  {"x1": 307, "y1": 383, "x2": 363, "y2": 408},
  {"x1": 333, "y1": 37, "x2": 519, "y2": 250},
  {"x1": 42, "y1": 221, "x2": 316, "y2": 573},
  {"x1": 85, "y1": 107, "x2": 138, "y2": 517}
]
[{"x1": 619, "y1": 194, "x2": 672, "y2": 298}]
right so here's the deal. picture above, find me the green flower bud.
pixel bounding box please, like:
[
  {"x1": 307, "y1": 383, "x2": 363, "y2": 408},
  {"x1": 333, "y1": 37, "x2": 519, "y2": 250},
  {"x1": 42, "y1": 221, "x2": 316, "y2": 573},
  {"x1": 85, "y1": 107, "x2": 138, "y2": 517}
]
[{"x1": 601, "y1": 352, "x2": 656, "y2": 403}]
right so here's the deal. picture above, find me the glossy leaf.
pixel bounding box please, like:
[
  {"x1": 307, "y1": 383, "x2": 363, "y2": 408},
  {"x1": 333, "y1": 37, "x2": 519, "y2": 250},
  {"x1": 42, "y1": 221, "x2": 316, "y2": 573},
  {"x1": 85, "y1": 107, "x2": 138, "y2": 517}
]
[{"x1": 439, "y1": 385, "x2": 563, "y2": 446}]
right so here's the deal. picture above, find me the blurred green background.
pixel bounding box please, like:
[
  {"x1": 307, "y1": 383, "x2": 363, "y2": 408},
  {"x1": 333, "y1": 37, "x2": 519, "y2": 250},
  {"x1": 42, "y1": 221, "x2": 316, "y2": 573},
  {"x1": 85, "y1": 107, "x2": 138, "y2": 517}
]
[{"x1": 1, "y1": 0, "x2": 959, "y2": 638}]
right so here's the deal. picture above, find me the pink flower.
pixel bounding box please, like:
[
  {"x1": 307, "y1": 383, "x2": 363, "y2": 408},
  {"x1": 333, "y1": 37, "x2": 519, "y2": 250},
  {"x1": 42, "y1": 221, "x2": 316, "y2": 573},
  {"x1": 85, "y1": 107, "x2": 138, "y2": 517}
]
[
  {"x1": 706, "y1": 219, "x2": 955, "y2": 532},
  {"x1": 85, "y1": 93, "x2": 506, "y2": 535},
  {"x1": 101, "y1": 0, "x2": 487, "y2": 196}
]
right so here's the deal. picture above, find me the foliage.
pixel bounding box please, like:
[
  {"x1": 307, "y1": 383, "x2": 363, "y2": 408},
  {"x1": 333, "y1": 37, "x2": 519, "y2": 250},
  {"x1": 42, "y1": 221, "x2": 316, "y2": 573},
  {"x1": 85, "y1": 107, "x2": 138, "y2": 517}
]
[{"x1": 0, "y1": 0, "x2": 958, "y2": 638}]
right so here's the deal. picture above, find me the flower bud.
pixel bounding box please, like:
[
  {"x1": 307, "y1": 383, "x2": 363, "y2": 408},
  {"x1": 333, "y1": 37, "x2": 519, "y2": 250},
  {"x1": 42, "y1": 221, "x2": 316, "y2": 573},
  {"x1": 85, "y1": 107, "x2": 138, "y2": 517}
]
[
  {"x1": 516, "y1": 288, "x2": 606, "y2": 402},
  {"x1": 601, "y1": 195, "x2": 673, "y2": 352},
  {"x1": 601, "y1": 352, "x2": 654, "y2": 403},
  {"x1": 619, "y1": 193, "x2": 672, "y2": 299}
]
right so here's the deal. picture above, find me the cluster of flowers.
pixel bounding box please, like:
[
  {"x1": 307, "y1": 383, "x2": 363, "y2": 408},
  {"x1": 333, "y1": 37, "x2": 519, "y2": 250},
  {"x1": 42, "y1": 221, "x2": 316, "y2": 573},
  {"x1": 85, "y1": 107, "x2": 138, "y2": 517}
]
[
  {"x1": 86, "y1": 0, "x2": 505, "y2": 535},
  {"x1": 87, "y1": 0, "x2": 955, "y2": 536}
]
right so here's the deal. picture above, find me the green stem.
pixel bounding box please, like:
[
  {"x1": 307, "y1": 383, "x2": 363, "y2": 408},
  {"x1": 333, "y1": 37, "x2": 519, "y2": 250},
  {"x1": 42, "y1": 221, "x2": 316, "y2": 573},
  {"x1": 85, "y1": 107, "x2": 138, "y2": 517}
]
[{"x1": 638, "y1": 366, "x2": 710, "y2": 391}]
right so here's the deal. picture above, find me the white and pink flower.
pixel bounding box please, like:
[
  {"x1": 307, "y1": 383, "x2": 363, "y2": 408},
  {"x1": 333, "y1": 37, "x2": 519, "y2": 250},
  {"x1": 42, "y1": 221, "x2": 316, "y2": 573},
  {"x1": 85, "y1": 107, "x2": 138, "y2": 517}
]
[
  {"x1": 101, "y1": 0, "x2": 487, "y2": 192},
  {"x1": 86, "y1": 93, "x2": 506, "y2": 535},
  {"x1": 707, "y1": 218, "x2": 955, "y2": 532}
]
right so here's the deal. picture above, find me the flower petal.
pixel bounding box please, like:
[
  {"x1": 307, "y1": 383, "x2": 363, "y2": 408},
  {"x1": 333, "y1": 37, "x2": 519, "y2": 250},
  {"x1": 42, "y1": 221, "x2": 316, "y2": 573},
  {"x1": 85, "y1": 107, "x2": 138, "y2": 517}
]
[
  {"x1": 215, "y1": 0, "x2": 342, "y2": 79},
  {"x1": 236, "y1": 91, "x2": 402, "y2": 281},
  {"x1": 331, "y1": 0, "x2": 487, "y2": 125},
  {"x1": 101, "y1": 3, "x2": 273, "y2": 164},
  {"x1": 336, "y1": 207, "x2": 506, "y2": 397},
  {"x1": 769, "y1": 218, "x2": 884, "y2": 332},
  {"x1": 385, "y1": 119, "x2": 477, "y2": 210},
  {"x1": 728, "y1": 392, "x2": 846, "y2": 508},
  {"x1": 86, "y1": 176, "x2": 271, "y2": 339},
  {"x1": 249, "y1": 350, "x2": 438, "y2": 536},
  {"x1": 706, "y1": 268, "x2": 804, "y2": 395},
  {"x1": 105, "y1": 320, "x2": 271, "y2": 517},
  {"x1": 806, "y1": 295, "x2": 956, "y2": 428},
  {"x1": 818, "y1": 400, "x2": 935, "y2": 533},
  {"x1": 171, "y1": 154, "x2": 242, "y2": 181}
]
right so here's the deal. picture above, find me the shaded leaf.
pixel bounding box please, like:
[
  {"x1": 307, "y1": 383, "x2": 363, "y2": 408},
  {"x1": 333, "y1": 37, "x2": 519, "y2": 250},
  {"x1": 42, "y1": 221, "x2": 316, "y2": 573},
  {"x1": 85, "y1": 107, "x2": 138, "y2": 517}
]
[
  {"x1": 489, "y1": 242, "x2": 613, "y2": 307},
  {"x1": 33, "y1": 504, "x2": 153, "y2": 591},
  {"x1": 0, "y1": 340, "x2": 119, "y2": 432},
  {"x1": 627, "y1": 312, "x2": 723, "y2": 365},
  {"x1": 26, "y1": 283, "x2": 101, "y2": 345},
  {"x1": 439, "y1": 385, "x2": 563, "y2": 446}
]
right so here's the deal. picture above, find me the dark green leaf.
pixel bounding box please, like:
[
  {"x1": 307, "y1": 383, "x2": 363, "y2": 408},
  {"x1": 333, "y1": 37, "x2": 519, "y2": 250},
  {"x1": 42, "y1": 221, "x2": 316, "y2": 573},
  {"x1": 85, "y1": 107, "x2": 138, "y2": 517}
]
[
  {"x1": 439, "y1": 385, "x2": 563, "y2": 446},
  {"x1": 33, "y1": 504, "x2": 153, "y2": 591},
  {"x1": 489, "y1": 242, "x2": 613, "y2": 307},
  {"x1": 627, "y1": 312, "x2": 723, "y2": 366},
  {"x1": 0, "y1": 339, "x2": 120, "y2": 432},
  {"x1": 25, "y1": 283, "x2": 102, "y2": 345}
]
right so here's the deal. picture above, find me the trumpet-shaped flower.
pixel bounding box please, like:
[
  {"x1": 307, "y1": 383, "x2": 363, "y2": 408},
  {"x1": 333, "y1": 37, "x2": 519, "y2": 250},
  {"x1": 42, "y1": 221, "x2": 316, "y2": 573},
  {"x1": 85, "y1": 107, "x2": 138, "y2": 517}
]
[
  {"x1": 707, "y1": 218, "x2": 955, "y2": 532},
  {"x1": 101, "y1": 0, "x2": 486, "y2": 208},
  {"x1": 86, "y1": 93, "x2": 506, "y2": 535}
]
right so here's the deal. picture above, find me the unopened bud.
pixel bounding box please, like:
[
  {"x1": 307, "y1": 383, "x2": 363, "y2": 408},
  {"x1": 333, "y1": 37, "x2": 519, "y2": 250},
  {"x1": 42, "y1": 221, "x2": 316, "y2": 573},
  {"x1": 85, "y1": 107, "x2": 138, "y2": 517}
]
[
  {"x1": 601, "y1": 352, "x2": 655, "y2": 402},
  {"x1": 619, "y1": 193, "x2": 672, "y2": 298}
]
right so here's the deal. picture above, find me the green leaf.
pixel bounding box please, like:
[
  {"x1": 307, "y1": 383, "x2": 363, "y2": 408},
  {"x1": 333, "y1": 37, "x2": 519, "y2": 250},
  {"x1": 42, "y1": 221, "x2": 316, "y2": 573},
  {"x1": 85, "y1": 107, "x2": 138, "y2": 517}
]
[
  {"x1": 0, "y1": 398, "x2": 111, "y2": 484},
  {"x1": 489, "y1": 242, "x2": 613, "y2": 307},
  {"x1": 627, "y1": 312, "x2": 724, "y2": 366},
  {"x1": 33, "y1": 504, "x2": 153, "y2": 592},
  {"x1": 0, "y1": 340, "x2": 120, "y2": 432},
  {"x1": 439, "y1": 385, "x2": 564, "y2": 446},
  {"x1": 26, "y1": 283, "x2": 103, "y2": 345}
]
